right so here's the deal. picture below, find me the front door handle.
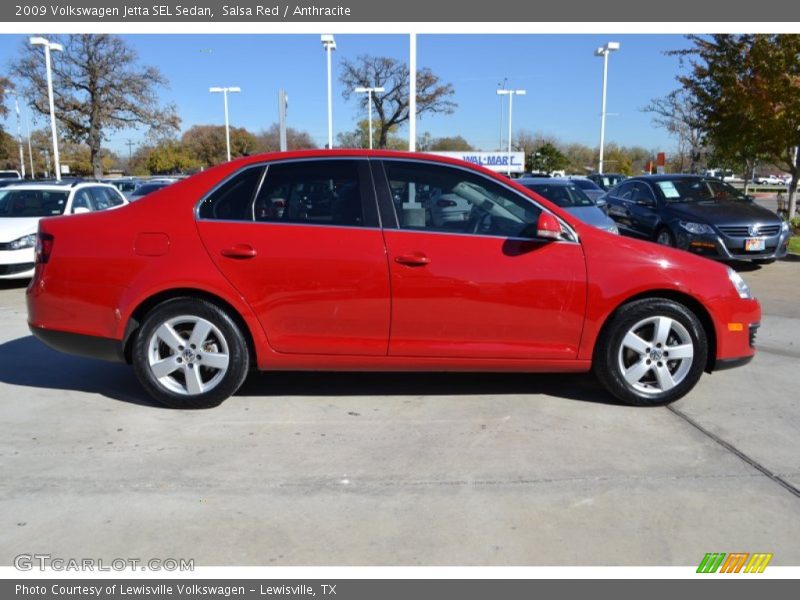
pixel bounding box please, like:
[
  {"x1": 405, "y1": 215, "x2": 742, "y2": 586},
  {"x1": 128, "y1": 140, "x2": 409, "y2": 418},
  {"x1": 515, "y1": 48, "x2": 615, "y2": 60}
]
[
  {"x1": 221, "y1": 244, "x2": 257, "y2": 259},
  {"x1": 394, "y1": 253, "x2": 430, "y2": 266}
]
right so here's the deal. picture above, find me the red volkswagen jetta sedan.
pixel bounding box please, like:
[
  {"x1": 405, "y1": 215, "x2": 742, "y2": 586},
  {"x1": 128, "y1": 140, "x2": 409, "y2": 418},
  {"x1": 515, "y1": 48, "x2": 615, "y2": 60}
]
[{"x1": 26, "y1": 151, "x2": 760, "y2": 408}]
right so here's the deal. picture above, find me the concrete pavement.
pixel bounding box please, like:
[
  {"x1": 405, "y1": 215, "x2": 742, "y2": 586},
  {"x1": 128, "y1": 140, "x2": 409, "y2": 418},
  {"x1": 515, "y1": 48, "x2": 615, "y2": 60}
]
[{"x1": 0, "y1": 257, "x2": 798, "y2": 566}]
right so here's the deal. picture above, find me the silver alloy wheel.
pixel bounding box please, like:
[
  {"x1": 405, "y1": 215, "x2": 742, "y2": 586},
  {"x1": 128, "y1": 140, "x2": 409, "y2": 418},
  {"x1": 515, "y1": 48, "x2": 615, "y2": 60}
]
[
  {"x1": 146, "y1": 315, "x2": 230, "y2": 396},
  {"x1": 656, "y1": 230, "x2": 673, "y2": 246},
  {"x1": 617, "y1": 316, "x2": 694, "y2": 396}
]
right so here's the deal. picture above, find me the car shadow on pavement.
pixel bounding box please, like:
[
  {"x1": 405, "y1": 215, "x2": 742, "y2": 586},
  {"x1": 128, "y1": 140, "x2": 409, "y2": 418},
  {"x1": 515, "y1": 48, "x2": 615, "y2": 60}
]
[
  {"x1": 0, "y1": 280, "x2": 29, "y2": 291},
  {"x1": 0, "y1": 335, "x2": 623, "y2": 408},
  {"x1": 239, "y1": 370, "x2": 622, "y2": 406},
  {"x1": 0, "y1": 335, "x2": 160, "y2": 408}
]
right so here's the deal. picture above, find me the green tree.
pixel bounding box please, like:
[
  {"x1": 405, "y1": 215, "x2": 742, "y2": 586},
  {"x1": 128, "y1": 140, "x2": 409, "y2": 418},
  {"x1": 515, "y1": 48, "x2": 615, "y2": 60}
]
[
  {"x1": 13, "y1": 34, "x2": 179, "y2": 178},
  {"x1": 428, "y1": 135, "x2": 473, "y2": 151},
  {"x1": 336, "y1": 119, "x2": 405, "y2": 150},
  {"x1": 674, "y1": 34, "x2": 800, "y2": 216},
  {"x1": 181, "y1": 125, "x2": 258, "y2": 167},
  {"x1": 340, "y1": 55, "x2": 456, "y2": 149},
  {"x1": 530, "y1": 142, "x2": 569, "y2": 173},
  {"x1": 146, "y1": 140, "x2": 202, "y2": 174}
]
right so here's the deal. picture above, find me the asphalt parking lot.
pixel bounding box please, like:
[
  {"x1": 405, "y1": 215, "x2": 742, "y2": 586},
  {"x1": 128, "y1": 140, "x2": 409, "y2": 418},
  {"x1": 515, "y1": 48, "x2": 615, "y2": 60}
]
[{"x1": 1, "y1": 253, "x2": 799, "y2": 566}]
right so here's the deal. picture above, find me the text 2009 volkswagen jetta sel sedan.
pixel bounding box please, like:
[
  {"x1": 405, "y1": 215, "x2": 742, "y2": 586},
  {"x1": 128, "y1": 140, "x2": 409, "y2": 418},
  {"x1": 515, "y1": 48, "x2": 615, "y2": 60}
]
[{"x1": 27, "y1": 151, "x2": 760, "y2": 408}]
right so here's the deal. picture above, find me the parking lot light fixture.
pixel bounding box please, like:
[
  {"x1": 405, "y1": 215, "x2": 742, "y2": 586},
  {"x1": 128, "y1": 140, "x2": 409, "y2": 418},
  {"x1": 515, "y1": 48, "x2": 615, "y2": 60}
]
[
  {"x1": 209, "y1": 86, "x2": 241, "y2": 162},
  {"x1": 30, "y1": 36, "x2": 63, "y2": 181},
  {"x1": 321, "y1": 34, "x2": 337, "y2": 149},
  {"x1": 595, "y1": 41, "x2": 620, "y2": 174},
  {"x1": 354, "y1": 86, "x2": 385, "y2": 150},
  {"x1": 496, "y1": 88, "x2": 526, "y2": 176}
]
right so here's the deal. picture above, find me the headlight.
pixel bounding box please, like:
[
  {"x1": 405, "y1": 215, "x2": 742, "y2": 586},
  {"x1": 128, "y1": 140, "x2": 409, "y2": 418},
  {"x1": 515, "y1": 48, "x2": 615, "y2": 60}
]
[
  {"x1": 679, "y1": 221, "x2": 715, "y2": 235},
  {"x1": 781, "y1": 221, "x2": 790, "y2": 233},
  {"x1": 727, "y1": 267, "x2": 753, "y2": 300},
  {"x1": 8, "y1": 233, "x2": 36, "y2": 250}
]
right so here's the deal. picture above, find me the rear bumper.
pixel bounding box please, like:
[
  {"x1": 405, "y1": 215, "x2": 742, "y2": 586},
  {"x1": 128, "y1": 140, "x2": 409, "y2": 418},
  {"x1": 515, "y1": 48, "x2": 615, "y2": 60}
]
[{"x1": 29, "y1": 325, "x2": 125, "y2": 363}]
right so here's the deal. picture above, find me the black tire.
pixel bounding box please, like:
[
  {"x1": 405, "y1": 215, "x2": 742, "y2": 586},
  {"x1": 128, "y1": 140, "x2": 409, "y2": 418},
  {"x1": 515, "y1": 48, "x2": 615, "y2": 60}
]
[
  {"x1": 593, "y1": 298, "x2": 708, "y2": 406},
  {"x1": 655, "y1": 227, "x2": 676, "y2": 247},
  {"x1": 132, "y1": 298, "x2": 250, "y2": 409}
]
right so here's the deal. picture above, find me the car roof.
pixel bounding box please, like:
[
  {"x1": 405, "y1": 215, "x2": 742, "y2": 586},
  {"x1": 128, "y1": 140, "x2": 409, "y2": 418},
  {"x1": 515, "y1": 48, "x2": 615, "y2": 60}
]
[
  {"x1": 626, "y1": 174, "x2": 713, "y2": 182},
  {"x1": 517, "y1": 177, "x2": 574, "y2": 186},
  {"x1": 0, "y1": 181, "x2": 118, "y2": 192}
]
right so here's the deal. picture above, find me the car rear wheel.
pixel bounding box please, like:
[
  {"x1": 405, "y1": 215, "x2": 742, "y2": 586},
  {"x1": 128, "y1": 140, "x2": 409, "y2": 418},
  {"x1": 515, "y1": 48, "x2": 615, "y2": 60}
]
[
  {"x1": 594, "y1": 298, "x2": 707, "y2": 406},
  {"x1": 132, "y1": 298, "x2": 250, "y2": 408},
  {"x1": 655, "y1": 227, "x2": 675, "y2": 247}
]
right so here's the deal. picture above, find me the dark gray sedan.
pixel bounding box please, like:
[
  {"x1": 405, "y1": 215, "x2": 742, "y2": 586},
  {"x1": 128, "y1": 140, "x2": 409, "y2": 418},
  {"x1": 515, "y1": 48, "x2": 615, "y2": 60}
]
[
  {"x1": 601, "y1": 175, "x2": 790, "y2": 264},
  {"x1": 518, "y1": 178, "x2": 619, "y2": 234}
]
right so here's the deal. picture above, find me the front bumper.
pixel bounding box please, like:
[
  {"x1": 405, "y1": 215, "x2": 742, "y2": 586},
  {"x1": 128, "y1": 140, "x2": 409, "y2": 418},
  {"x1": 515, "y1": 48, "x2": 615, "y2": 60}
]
[
  {"x1": 676, "y1": 228, "x2": 790, "y2": 261},
  {"x1": 0, "y1": 247, "x2": 35, "y2": 279}
]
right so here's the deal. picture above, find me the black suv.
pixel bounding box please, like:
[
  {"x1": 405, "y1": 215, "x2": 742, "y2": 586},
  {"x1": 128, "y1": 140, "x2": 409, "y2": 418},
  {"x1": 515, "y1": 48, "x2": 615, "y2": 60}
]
[{"x1": 602, "y1": 175, "x2": 790, "y2": 264}]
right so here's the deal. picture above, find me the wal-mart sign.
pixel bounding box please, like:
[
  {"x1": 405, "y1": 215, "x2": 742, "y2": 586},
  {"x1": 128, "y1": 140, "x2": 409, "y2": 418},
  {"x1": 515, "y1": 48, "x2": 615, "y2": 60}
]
[{"x1": 431, "y1": 151, "x2": 526, "y2": 173}]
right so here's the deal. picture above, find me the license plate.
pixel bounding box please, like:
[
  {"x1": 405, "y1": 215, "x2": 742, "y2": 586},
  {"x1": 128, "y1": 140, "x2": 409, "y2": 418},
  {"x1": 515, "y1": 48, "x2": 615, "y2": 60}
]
[{"x1": 745, "y1": 237, "x2": 766, "y2": 251}]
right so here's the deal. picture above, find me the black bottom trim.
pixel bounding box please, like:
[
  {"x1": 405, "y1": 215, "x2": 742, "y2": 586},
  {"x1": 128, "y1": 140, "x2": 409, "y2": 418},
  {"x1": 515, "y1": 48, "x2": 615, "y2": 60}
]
[
  {"x1": 29, "y1": 325, "x2": 125, "y2": 363},
  {"x1": 713, "y1": 355, "x2": 754, "y2": 371}
]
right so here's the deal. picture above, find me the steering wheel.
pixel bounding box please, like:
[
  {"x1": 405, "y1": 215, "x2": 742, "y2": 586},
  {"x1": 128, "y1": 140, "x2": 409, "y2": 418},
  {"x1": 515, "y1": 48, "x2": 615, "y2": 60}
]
[{"x1": 466, "y1": 207, "x2": 492, "y2": 234}]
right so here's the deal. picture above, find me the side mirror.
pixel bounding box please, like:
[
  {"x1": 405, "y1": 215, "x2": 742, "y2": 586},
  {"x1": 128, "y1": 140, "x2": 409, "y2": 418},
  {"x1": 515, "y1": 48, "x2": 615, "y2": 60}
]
[
  {"x1": 72, "y1": 206, "x2": 91, "y2": 215},
  {"x1": 536, "y1": 212, "x2": 562, "y2": 240}
]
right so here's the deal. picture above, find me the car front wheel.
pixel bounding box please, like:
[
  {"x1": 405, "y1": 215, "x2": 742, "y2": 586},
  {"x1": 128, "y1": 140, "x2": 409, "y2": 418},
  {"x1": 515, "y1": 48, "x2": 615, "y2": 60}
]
[
  {"x1": 132, "y1": 298, "x2": 250, "y2": 408},
  {"x1": 594, "y1": 298, "x2": 708, "y2": 406}
]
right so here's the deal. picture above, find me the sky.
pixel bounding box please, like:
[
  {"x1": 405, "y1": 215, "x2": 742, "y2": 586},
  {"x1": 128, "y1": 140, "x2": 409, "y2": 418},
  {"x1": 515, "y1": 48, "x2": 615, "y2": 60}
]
[{"x1": 0, "y1": 33, "x2": 695, "y2": 158}]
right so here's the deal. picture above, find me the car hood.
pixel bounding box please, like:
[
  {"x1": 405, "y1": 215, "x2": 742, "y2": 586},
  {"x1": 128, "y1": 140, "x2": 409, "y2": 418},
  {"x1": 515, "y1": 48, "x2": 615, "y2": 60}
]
[
  {"x1": 565, "y1": 205, "x2": 616, "y2": 229},
  {"x1": 0, "y1": 217, "x2": 41, "y2": 242},
  {"x1": 668, "y1": 199, "x2": 780, "y2": 225}
]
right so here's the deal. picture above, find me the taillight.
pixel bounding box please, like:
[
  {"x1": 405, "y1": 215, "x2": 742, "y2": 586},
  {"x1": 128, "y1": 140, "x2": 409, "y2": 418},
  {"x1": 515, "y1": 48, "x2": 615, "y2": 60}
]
[
  {"x1": 437, "y1": 199, "x2": 457, "y2": 207},
  {"x1": 35, "y1": 232, "x2": 54, "y2": 265}
]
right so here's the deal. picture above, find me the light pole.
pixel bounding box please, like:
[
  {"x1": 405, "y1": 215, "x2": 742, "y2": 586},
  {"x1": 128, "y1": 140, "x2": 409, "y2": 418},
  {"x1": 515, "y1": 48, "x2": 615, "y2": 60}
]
[
  {"x1": 321, "y1": 34, "x2": 336, "y2": 149},
  {"x1": 497, "y1": 77, "x2": 507, "y2": 152},
  {"x1": 30, "y1": 37, "x2": 63, "y2": 181},
  {"x1": 595, "y1": 41, "x2": 620, "y2": 174},
  {"x1": 209, "y1": 86, "x2": 241, "y2": 162},
  {"x1": 9, "y1": 91, "x2": 25, "y2": 178},
  {"x1": 354, "y1": 86, "x2": 385, "y2": 149},
  {"x1": 496, "y1": 88, "x2": 526, "y2": 176}
]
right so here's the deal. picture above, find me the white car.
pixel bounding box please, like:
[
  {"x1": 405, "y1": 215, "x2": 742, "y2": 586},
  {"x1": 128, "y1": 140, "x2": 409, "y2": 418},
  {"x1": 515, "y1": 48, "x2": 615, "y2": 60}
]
[{"x1": 0, "y1": 181, "x2": 128, "y2": 279}]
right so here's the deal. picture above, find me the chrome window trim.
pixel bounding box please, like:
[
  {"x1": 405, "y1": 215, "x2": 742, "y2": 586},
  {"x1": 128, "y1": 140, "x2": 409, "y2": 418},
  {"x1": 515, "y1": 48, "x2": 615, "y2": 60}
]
[{"x1": 379, "y1": 157, "x2": 580, "y2": 244}]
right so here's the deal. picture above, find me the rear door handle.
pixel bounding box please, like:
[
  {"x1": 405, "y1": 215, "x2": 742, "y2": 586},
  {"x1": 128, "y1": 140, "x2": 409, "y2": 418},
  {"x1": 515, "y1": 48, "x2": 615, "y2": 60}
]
[
  {"x1": 221, "y1": 244, "x2": 257, "y2": 259},
  {"x1": 394, "y1": 253, "x2": 430, "y2": 266}
]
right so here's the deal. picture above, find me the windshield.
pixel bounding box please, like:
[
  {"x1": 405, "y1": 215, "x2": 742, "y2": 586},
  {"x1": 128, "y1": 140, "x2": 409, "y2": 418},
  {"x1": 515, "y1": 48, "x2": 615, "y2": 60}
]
[
  {"x1": 132, "y1": 184, "x2": 167, "y2": 196},
  {"x1": 0, "y1": 189, "x2": 69, "y2": 217},
  {"x1": 572, "y1": 179, "x2": 601, "y2": 191},
  {"x1": 656, "y1": 178, "x2": 746, "y2": 203},
  {"x1": 523, "y1": 183, "x2": 595, "y2": 208}
]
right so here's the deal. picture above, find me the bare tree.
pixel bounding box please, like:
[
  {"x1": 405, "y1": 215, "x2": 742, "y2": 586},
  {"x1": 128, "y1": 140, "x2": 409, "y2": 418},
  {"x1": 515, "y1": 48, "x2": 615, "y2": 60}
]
[
  {"x1": 340, "y1": 55, "x2": 456, "y2": 149},
  {"x1": 13, "y1": 34, "x2": 179, "y2": 177},
  {"x1": 643, "y1": 89, "x2": 705, "y2": 174}
]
